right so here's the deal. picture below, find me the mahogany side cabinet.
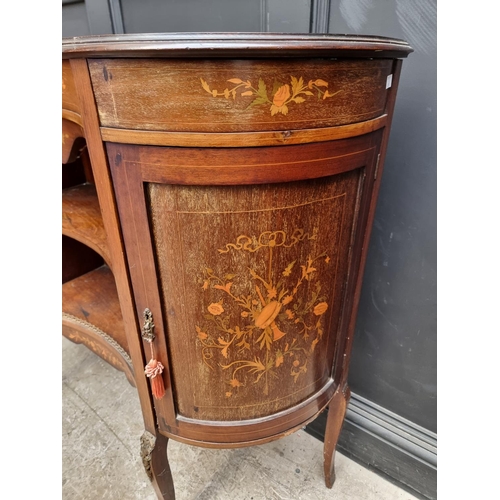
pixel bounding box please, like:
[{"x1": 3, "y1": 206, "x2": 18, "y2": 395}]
[{"x1": 62, "y1": 33, "x2": 412, "y2": 499}]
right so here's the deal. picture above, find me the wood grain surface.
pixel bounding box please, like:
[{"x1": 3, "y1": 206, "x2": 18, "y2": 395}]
[
  {"x1": 108, "y1": 130, "x2": 381, "y2": 439},
  {"x1": 62, "y1": 265, "x2": 134, "y2": 386},
  {"x1": 62, "y1": 118, "x2": 85, "y2": 164},
  {"x1": 62, "y1": 33, "x2": 413, "y2": 60},
  {"x1": 62, "y1": 183, "x2": 111, "y2": 267},
  {"x1": 89, "y1": 59, "x2": 393, "y2": 133},
  {"x1": 100, "y1": 115, "x2": 387, "y2": 148},
  {"x1": 62, "y1": 235, "x2": 104, "y2": 284},
  {"x1": 110, "y1": 130, "x2": 381, "y2": 186},
  {"x1": 62, "y1": 60, "x2": 80, "y2": 114},
  {"x1": 147, "y1": 171, "x2": 362, "y2": 421},
  {"x1": 69, "y1": 58, "x2": 160, "y2": 434}
]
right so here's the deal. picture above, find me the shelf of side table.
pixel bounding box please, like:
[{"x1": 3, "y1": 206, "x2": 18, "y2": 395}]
[
  {"x1": 62, "y1": 265, "x2": 135, "y2": 386},
  {"x1": 62, "y1": 183, "x2": 111, "y2": 268}
]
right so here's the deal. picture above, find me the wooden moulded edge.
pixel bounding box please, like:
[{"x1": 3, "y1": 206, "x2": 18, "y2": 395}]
[
  {"x1": 156, "y1": 380, "x2": 337, "y2": 448},
  {"x1": 101, "y1": 115, "x2": 388, "y2": 148},
  {"x1": 62, "y1": 33, "x2": 413, "y2": 59}
]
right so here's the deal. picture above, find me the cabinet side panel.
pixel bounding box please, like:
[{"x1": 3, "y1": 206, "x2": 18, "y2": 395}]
[
  {"x1": 147, "y1": 171, "x2": 362, "y2": 421},
  {"x1": 62, "y1": 60, "x2": 81, "y2": 114}
]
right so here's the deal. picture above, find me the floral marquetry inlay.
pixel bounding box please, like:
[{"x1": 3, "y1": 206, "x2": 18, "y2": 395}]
[
  {"x1": 200, "y1": 76, "x2": 342, "y2": 116},
  {"x1": 196, "y1": 228, "x2": 332, "y2": 396}
]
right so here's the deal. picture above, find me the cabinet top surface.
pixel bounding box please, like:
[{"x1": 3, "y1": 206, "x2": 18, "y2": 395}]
[{"x1": 62, "y1": 32, "x2": 412, "y2": 59}]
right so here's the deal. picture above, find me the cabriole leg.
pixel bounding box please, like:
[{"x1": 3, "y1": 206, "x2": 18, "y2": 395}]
[
  {"x1": 323, "y1": 386, "x2": 351, "y2": 489},
  {"x1": 141, "y1": 430, "x2": 175, "y2": 499}
]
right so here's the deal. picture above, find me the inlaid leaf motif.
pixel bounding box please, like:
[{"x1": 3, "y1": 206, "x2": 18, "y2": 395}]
[
  {"x1": 200, "y1": 75, "x2": 342, "y2": 116},
  {"x1": 200, "y1": 78, "x2": 211, "y2": 93},
  {"x1": 282, "y1": 260, "x2": 296, "y2": 277}
]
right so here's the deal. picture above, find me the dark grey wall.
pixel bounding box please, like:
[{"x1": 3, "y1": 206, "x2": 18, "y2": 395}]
[
  {"x1": 62, "y1": 0, "x2": 114, "y2": 37},
  {"x1": 328, "y1": 0, "x2": 437, "y2": 433},
  {"x1": 120, "y1": 0, "x2": 312, "y2": 33},
  {"x1": 62, "y1": 1, "x2": 90, "y2": 37}
]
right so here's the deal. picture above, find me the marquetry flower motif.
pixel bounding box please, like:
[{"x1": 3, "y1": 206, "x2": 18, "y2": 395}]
[
  {"x1": 196, "y1": 326, "x2": 208, "y2": 340},
  {"x1": 195, "y1": 228, "x2": 333, "y2": 395},
  {"x1": 313, "y1": 302, "x2": 328, "y2": 316},
  {"x1": 200, "y1": 76, "x2": 341, "y2": 116},
  {"x1": 230, "y1": 378, "x2": 243, "y2": 388},
  {"x1": 207, "y1": 302, "x2": 224, "y2": 316}
]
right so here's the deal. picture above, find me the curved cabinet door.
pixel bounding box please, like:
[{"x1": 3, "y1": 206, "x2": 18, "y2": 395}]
[{"x1": 107, "y1": 129, "x2": 382, "y2": 446}]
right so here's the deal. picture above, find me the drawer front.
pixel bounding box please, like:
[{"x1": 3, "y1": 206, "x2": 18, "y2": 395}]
[{"x1": 89, "y1": 58, "x2": 393, "y2": 133}]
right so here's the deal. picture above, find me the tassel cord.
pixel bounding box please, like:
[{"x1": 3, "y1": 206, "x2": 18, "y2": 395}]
[{"x1": 144, "y1": 340, "x2": 166, "y2": 400}]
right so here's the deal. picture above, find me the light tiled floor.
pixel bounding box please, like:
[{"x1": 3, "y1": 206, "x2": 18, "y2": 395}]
[{"x1": 62, "y1": 337, "x2": 419, "y2": 500}]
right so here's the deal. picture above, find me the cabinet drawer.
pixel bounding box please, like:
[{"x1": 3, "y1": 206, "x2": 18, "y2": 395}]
[{"x1": 89, "y1": 58, "x2": 393, "y2": 133}]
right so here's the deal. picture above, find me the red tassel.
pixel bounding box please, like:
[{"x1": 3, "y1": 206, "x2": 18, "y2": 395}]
[{"x1": 145, "y1": 358, "x2": 166, "y2": 400}]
